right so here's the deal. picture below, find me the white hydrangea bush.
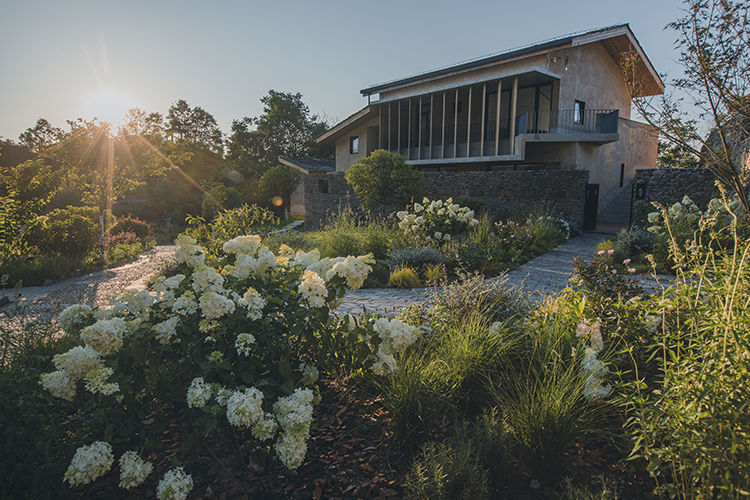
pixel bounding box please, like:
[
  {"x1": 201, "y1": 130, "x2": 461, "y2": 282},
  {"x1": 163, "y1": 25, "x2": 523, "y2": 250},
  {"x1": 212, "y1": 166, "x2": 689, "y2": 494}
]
[
  {"x1": 42, "y1": 230, "x2": 403, "y2": 496},
  {"x1": 574, "y1": 319, "x2": 612, "y2": 401},
  {"x1": 397, "y1": 197, "x2": 479, "y2": 243}
]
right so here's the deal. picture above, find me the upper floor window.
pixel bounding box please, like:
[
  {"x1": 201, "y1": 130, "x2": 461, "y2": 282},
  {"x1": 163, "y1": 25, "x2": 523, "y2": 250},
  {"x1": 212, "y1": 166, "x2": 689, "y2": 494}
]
[
  {"x1": 574, "y1": 100, "x2": 586, "y2": 124},
  {"x1": 350, "y1": 136, "x2": 359, "y2": 154}
]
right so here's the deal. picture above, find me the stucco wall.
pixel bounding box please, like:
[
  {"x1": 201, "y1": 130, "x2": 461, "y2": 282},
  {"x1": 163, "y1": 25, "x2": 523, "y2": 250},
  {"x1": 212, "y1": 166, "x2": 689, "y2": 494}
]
[
  {"x1": 334, "y1": 116, "x2": 380, "y2": 172},
  {"x1": 303, "y1": 169, "x2": 588, "y2": 229}
]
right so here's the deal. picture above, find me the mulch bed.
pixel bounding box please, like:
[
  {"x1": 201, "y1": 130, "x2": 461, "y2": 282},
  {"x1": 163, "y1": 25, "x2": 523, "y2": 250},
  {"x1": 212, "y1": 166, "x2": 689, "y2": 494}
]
[{"x1": 61, "y1": 375, "x2": 656, "y2": 500}]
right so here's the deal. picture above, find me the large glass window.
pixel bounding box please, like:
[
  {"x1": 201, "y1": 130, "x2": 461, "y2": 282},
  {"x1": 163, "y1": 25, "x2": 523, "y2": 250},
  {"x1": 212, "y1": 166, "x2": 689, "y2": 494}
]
[{"x1": 574, "y1": 100, "x2": 586, "y2": 124}]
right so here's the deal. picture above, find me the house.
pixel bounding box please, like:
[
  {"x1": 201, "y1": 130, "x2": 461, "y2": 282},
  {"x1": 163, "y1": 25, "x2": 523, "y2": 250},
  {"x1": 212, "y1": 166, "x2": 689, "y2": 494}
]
[{"x1": 315, "y1": 24, "x2": 663, "y2": 226}]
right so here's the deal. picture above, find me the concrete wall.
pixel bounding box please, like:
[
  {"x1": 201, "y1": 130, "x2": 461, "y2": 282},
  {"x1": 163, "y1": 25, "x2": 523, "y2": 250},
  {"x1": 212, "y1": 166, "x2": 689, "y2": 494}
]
[
  {"x1": 334, "y1": 116, "x2": 380, "y2": 172},
  {"x1": 303, "y1": 169, "x2": 588, "y2": 229}
]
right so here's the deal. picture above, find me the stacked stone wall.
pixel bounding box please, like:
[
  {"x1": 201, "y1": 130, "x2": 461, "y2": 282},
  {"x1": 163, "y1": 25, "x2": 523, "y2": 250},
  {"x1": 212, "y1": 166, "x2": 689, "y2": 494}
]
[
  {"x1": 631, "y1": 168, "x2": 718, "y2": 224},
  {"x1": 303, "y1": 169, "x2": 589, "y2": 229}
]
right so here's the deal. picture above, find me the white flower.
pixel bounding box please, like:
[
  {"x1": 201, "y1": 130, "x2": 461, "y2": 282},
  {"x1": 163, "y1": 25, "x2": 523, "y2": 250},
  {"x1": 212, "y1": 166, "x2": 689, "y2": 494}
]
[
  {"x1": 252, "y1": 413, "x2": 278, "y2": 441},
  {"x1": 215, "y1": 387, "x2": 232, "y2": 407},
  {"x1": 374, "y1": 317, "x2": 420, "y2": 355},
  {"x1": 273, "y1": 388, "x2": 314, "y2": 434},
  {"x1": 298, "y1": 270, "x2": 327, "y2": 308},
  {"x1": 157, "y1": 467, "x2": 193, "y2": 500},
  {"x1": 80, "y1": 318, "x2": 128, "y2": 356},
  {"x1": 40, "y1": 370, "x2": 77, "y2": 400},
  {"x1": 223, "y1": 235, "x2": 261, "y2": 256},
  {"x1": 581, "y1": 347, "x2": 611, "y2": 401},
  {"x1": 64, "y1": 441, "x2": 114, "y2": 486},
  {"x1": 172, "y1": 291, "x2": 198, "y2": 316},
  {"x1": 299, "y1": 363, "x2": 319, "y2": 385},
  {"x1": 52, "y1": 345, "x2": 103, "y2": 380},
  {"x1": 154, "y1": 316, "x2": 181, "y2": 344},
  {"x1": 434, "y1": 231, "x2": 443, "y2": 240},
  {"x1": 371, "y1": 353, "x2": 397, "y2": 375},
  {"x1": 226, "y1": 387, "x2": 264, "y2": 428},
  {"x1": 290, "y1": 249, "x2": 321, "y2": 269},
  {"x1": 84, "y1": 367, "x2": 119, "y2": 396},
  {"x1": 119, "y1": 451, "x2": 153, "y2": 489},
  {"x1": 174, "y1": 234, "x2": 205, "y2": 267},
  {"x1": 275, "y1": 431, "x2": 308, "y2": 469},
  {"x1": 199, "y1": 291, "x2": 235, "y2": 319},
  {"x1": 235, "y1": 333, "x2": 256, "y2": 357},
  {"x1": 59, "y1": 304, "x2": 93, "y2": 333},
  {"x1": 186, "y1": 377, "x2": 214, "y2": 408},
  {"x1": 575, "y1": 319, "x2": 603, "y2": 352},
  {"x1": 237, "y1": 288, "x2": 265, "y2": 320},
  {"x1": 326, "y1": 255, "x2": 374, "y2": 290},
  {"x1": 191, "y1": 264, "x2": 225, "y2": 294},
  {"x1": 109, "y1": 289, "x2": 154, "y2": 318}
]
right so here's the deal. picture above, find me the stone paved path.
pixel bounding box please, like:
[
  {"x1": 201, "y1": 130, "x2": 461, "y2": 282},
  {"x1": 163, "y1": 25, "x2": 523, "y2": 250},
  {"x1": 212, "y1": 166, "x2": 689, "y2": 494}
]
[{"x1": 334, "y1": 232, "x2": 673, "y2": 316}]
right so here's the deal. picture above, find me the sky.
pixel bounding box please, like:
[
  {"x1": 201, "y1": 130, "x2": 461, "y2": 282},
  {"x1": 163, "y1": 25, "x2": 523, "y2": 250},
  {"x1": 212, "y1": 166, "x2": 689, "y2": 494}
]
[{"x1": 0, "y1": 0, "x2": 690, "y2": 142}]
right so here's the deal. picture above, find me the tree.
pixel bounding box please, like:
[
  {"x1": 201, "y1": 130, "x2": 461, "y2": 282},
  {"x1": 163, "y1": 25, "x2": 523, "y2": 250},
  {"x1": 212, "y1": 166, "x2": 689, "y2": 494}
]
[
  {"x1": 166, "y1": 100, "x2": 223, "y2": 153},
  {"x1": 258, "y1": 164, "x2": 301, "y2": 215},
  {"x1": 344, "y1": 150, "x2": 423, "y2": 213},
  {"x1": 18, "y1": 118, "x2": 63, "y2": 153},
  {"x1": 226, "y1": 91, "x2": 333, "y2": 175},
  {"x1": 624, "y1": 0, "x2": 750, "y2": 214},
  {"x1": 656, "y1": 140, "x2": 700, "y2": 169}
]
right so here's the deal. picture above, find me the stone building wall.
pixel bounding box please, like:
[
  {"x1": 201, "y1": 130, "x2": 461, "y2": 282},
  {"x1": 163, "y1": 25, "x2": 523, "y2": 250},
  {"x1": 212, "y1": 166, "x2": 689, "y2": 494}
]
[
  {"x1": 631, "y1": 168, "x2": 718, "y2": 224},
  {"x1": 303, "y1": 169, "x2": 589, "y2": 229}
]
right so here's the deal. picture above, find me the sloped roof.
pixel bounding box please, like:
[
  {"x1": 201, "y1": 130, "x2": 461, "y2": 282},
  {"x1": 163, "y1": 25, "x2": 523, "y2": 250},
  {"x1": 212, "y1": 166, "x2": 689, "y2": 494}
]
[
  {"x1": 361, "y1": 24, "x2": 663, "y2": 98},
  {"x1": 315, "y1": 106, "x2": 378, "y2": 145},
  {"x1": 279, "y1": 156, "x2": 335, "y2": 174}
]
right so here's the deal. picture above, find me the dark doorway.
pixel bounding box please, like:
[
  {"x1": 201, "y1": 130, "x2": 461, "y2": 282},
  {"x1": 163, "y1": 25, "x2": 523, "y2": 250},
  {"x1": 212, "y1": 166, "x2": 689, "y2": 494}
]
[{"x1": 583, "y1": 183, "x2": 599, "y2": 231}]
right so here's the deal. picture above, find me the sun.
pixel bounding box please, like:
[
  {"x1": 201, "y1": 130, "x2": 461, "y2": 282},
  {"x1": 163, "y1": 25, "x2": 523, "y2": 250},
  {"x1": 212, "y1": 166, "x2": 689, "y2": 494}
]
[{"x1": 84, "y1": 91, "x2": 136, "y2": 127}]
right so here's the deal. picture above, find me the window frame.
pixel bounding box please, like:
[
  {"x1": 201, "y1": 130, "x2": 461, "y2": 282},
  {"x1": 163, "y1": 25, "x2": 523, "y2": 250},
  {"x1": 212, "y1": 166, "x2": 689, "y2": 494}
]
[
  {"x1": 574, "y1": 100, "x2": 586, "y2": 125},
  {"x1": 349, "y1": 136, "x2": 359, "y2": 154}
]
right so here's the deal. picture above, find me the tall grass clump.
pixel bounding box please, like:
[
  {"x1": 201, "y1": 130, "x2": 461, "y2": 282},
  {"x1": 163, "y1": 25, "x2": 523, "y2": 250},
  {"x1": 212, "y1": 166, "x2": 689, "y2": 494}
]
[
  {"x1": 315, "y1": 204, "x2": 406, "y2": 260},
  {"x1": 619, "y1": 194, "x2": 750, "y2": 498},
  {"x1": 404, "y1": 409, "x2": 511, "y2": 500}
]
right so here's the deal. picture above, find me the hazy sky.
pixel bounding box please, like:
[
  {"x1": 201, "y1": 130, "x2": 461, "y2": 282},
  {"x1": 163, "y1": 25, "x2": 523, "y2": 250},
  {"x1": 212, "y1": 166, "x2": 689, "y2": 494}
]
[{"x1": 0, "y1": 0, "x2": 689, "y2": 142}]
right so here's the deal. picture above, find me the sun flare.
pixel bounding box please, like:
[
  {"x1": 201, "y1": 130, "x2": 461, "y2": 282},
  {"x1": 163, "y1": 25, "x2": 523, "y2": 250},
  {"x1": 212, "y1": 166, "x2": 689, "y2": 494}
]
[{"x1": 84, "y1": 91, "x2": 136, "y2": 127}]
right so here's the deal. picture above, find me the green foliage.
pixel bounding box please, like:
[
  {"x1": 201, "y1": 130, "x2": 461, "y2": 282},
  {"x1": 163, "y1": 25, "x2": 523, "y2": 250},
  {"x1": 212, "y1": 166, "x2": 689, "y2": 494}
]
[
  {"x1": 0, "y1": 313, "x2": 94, "y2": 499},
  {"x1": 570, "y1": 250, "x2": 643, "y2": 306},
  {"x1": 618, "y1": 203, "x2": 750, "y2": 499},
  {"x1": 404, "y1": 408, "x2": 511, "y2": 500},
  {"x1": 185, "y1": 204, "x2": 279, "y2": 259},
  {"x1": 314, "y1": 205, "x2": 405, "y2": 261},
  {"x1": 226, "y1": 90, "x2": 333, "y2": 173},
  {"x1": 0, "y1": 254, "x2": 73, "y2": 287},
  {"x1": 23, "y1": 206, "x2": 100, "y2": 258},
  {"x1": 201, "y1": 183, "x2": 245, "y2": 222},
  {"x1": 345, "y1": 150, "x2": 422, "y2": 212},
  {"x1": 385, "y1": 245, "x2": 445, "y2": 276},
  {"x1": 656, "y1": 140, "x2": 699, "y2": 169},
  {"x1": 111, "y1": 214, "x2": 150, "y2": 239},
  {"x1": 258, "y1": 164, "x2": 301, "y2": 213},
  {"x1": 387, "y1": 266, "x2": 421, "y2": 289}
]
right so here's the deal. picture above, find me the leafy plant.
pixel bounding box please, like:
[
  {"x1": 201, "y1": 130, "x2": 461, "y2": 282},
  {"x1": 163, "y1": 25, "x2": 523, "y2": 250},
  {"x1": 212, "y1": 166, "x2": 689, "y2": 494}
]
[
  {"x1": 388, "y1": 266, "x2": 421, "y2": 289},
  {"x1": 344, "y1": 150, "x2": 422, "y2": 213}
]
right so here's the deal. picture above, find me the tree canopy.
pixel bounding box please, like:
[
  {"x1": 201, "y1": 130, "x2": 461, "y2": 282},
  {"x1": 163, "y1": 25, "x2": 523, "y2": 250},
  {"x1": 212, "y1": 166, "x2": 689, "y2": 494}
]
[{"x1": 344, "y1": 150, "x2": 423, "y2": 213}]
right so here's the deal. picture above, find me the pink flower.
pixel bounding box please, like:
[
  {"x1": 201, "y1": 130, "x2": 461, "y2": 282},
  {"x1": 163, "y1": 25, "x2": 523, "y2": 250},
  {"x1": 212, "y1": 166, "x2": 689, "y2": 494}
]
[
  {"x1": 608, "y1": 249, "x2": 615, "y2": 255},
  {"x1": 623, "y1": 259, "x2": 631, "y2": 265},
  {"x1": 597, "y1": 250, "x2": 606, "y2": 255},
  {"x1": 628, "y1": 268, "x2": 636, "y2": 274},
  {"x1": 612, "y1": 269, "x2": 617, "y2": 274}
]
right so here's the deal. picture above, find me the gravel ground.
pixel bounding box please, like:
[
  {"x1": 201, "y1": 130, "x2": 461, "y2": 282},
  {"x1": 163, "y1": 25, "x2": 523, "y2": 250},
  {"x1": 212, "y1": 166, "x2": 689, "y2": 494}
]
[{"x1": 1, "y1": 245, "x2": 176, "y2": 328}]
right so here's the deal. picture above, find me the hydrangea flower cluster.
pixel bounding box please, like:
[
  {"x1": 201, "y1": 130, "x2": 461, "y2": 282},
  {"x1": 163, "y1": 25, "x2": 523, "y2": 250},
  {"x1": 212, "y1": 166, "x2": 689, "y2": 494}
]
[
  {"x1": 370, "y1": 317, "x2": 421, "y2": 375},
  {"x1": 647, "y1": 195, "x2": 702, "y2": 235},
  {"x1": 40, "y1": 345, "x2": 106, "y2": 400},
  {"x1": 64, "y1": 441, "x2": 114, "y2": 486},
  {"x1": 118, "y1": 451, "x2": 153, "y2": 489},
  {"x1": 397, "y1": 197, "x2": 479, "y2": 243},
  {"x1": 47, "y1": 229, "x2": 385, "y2": 490},
  {"x1": 58, "y1": 303, "x2": 93, "y2": 334},
  {"x1": 156, "y1": 467, "x2": 193, "y2": 500},
  {"x1": 575, "y1": 320, "x2": 612, "y2": 401},
  {"x1": 273, "y1": 388, "x2": 314, "y2": 469}
]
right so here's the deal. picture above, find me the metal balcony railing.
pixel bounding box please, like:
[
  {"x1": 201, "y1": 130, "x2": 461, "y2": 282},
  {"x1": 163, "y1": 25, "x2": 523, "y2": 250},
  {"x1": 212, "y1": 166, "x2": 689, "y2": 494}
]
[{"x1": 515, "y1": 109, "x2": 619, "y2": 136}]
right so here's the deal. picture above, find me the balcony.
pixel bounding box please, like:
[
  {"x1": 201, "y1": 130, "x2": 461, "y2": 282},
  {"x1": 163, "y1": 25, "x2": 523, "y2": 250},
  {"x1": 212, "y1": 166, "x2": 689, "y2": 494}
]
[{"x1": 515, "y1": 109, "x2": 619, "y2": 145}]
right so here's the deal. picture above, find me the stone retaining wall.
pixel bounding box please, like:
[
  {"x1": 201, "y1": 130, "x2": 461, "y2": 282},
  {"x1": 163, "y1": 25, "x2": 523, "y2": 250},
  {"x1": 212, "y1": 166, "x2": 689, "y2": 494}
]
[
  {"x1": 631, "y1": 168, "x2": 718, "y2": 223},
  {"x1": 303, "y1": 169, "x2": 589, "y2": 228}
]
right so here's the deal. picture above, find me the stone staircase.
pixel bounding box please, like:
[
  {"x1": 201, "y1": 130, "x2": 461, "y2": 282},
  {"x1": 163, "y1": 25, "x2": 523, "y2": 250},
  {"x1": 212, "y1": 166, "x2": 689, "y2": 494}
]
[{"x1": 598, "y1": 181, "x2": 633, "y2": 225}]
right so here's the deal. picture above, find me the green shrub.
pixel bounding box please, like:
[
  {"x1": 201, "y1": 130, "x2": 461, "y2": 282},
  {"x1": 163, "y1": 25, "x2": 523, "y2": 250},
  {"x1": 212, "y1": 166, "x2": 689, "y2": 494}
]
[
  {"x1": 619, "y1": 210, "x2": 750, "y2": 498},
  {"x1": 0, "y1": 254, "x2": 73, "y2": 287},
  {"x1": 110, "y1": 214, "x2": 150, "y2": 239},
  {"x1": 453, "y1": 195, "x2": 485, "y2": 214},
  {"x1": 385, "y1": 245, "x2": 445, "y2": 274},
  {"x1": 422, "y1": 263, "x2": 443, "y2": 286},
  {"x1": 344, "y1": 150, "x2": 423, "y2": 212},
  {"x1": 388, "y1": 266, "x2": 421, "y2": 289},
  {"x1": 185, "y1": 204, "x2": 279, "y2": 259},
  {"x1": 23, "y1": 206, "x2": 101, "y2": 258},
  {"x1": 315, "y1": 205, "x2": 402, "y2": 260}
]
